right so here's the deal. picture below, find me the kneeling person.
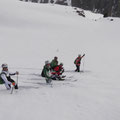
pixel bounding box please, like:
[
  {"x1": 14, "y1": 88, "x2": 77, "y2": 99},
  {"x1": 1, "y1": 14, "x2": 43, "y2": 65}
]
[
  {"x1": 51, "y1": 63, "x2": 65, "y2": 80},
  {"x1": 0, "y1": 64, "x2": 19, "y2": 90},
  {"x1": 42, "y1": 61, "x2": 52, "y2": 84}
]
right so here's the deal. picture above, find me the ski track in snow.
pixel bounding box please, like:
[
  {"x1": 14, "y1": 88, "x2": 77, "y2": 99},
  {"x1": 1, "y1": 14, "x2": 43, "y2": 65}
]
[{"x1": 0, "y1": 68, "x2": 120, "y2": 120}]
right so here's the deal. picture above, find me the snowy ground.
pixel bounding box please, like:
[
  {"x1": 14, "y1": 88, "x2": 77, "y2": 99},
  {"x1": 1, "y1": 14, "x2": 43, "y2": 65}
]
[{"x1": 0, "y1": 0, "x2": 120, "y2": 120}]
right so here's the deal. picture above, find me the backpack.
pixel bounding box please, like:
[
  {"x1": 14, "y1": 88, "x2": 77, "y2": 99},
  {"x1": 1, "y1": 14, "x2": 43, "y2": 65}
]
[
  {"x1": 41, "y1": 69, "x2": 45, "y2": 77},
  {"x1": 74, "y1": 58, "x2": 81, "y2": 65},
  {"x1": 0, "y1": 76, "x2": 4, "y2": 84},
  {"x1": 74, "y1": 59, "x2": 77, "y2": 64}
]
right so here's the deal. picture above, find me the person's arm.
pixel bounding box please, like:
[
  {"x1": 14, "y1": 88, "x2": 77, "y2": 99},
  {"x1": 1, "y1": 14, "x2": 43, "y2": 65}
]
[
  {"x1": 81, "y1": 54, "x2": 85, "y2": 58},
  {"x1": 44, "y1": 69, "x2": 51, "y2": 79},
  {"x1": 9, "y1": 71, "x2": 19, "y2": 76},
  {"x1": 60, "y1": 67, "x2": 64, "y2": 73},
  {"x1": 50, "y1": 60, "x2": 54, "y2": 68}
]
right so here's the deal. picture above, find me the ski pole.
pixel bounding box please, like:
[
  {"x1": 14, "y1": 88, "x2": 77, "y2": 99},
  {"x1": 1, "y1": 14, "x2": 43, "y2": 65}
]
[
  {"x1": 83, "y1": 56, "x2": 85, "y2": 72},
  {"x1": 16, "y1": 74, "x2": 18, "y2": 86}
]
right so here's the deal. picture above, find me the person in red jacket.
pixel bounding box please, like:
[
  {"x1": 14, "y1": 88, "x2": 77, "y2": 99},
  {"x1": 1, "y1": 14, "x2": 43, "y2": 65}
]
[
  {"x1": 74, "y1": 54, "x2": 85, "y2": 72},
  {"x1": 51, "y1": 63, "x2": 64, "y2": 80}
]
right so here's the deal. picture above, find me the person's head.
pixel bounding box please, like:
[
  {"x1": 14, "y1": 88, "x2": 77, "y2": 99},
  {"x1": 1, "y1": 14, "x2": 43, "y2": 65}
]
[
  {"x1": 1, "y1": 64, "x2": 8, "y2": 71},
  {"x1": 78, "y1": 54, "x2": 81, "y2": 57},
  {"x1": 45, "y1": 61, "x2": 50, "y2": 68},
  {"x1": 54, "y1": 56, "x2": 58, "y2": 60},
  {"x1": 45, "y1": 60, "x2": 50, "y2": 65},
  {"x1": 60, "y1": 63, "x2": 63, "y2": 66}
]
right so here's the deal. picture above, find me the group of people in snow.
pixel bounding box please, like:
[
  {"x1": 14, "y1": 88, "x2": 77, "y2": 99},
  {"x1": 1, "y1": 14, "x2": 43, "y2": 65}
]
[
  {"x1": 41, "y1": 56, "x2": 65, "y2": 84},
  {"x1": 0, "y1": 54, "x2": 85, "y2": 89},
  {"x1": 41, "y1": 54, "x2": 85, "y2": 83}
]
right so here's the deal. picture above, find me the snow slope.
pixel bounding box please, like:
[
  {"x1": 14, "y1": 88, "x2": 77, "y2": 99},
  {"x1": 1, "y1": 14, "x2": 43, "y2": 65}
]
[{"x1": 0, "y1": 0, "x2": 120, "y2": 120}]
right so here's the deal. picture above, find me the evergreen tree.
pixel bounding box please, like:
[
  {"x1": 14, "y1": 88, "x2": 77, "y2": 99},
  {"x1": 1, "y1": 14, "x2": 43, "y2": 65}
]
[{"x1": 20, "y1": 0, "x2": 120, "y2": 17}]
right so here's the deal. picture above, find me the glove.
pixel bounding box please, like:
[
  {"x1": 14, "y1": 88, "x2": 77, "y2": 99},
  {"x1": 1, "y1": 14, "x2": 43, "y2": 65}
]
[
  {"x1": 12, "y1": 82, "x2": 15, "y2": 86},
  {"x1": 16, "y1": 71, "x2": 19, "y2": 75}
]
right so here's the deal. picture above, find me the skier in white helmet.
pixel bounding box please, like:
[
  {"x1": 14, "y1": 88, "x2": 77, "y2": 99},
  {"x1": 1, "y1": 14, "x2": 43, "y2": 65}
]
[
  {"x1": 0, "y1": 64, "x2": 19, "y2": 90},
  {"x1": 41, "y1": 61, "x2": 52, "y2": 84}
]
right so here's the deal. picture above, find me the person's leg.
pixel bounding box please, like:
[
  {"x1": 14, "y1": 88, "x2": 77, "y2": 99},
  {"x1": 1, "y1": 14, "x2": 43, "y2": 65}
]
[
  {"x1": 7, "y1": 77, "x2": 18, "y2": 89},
  {"x1": 46, "y1": 79, "x2": 49, "y2": 83},
  {"x1": 4, "y1": 83, "x2": 11, "y2": 90},
  {"x1": 77, "y1": 65, "x2": 80, "y2": 72},
  {"x1": 46, "y1": 78, "x2": 52, "y2": 84},
  {"x1": 75, "y1": 65, "x2": 78, "y2": 71},
  {"x1": 49, "y1": 79, "x2": 52, "y2": 83},
  {"x1": 51, "y1": 74, "x2": 56, "y2": 80},
  {"x1": 7, "y1": 76, "x2": 14, "y2": 83}
]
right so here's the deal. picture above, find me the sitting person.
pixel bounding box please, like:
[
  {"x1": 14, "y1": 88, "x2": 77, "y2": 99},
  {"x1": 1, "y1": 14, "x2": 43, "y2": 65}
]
[
  {"x1": 41, "y1": 61, "x2": 52, "y2": 84},
  {"x1": 51, "y1": 63, "x2": 65, "y2": 80},
  {"x1": 0, "y1": 63, "x2": 19, "y2": 90}
]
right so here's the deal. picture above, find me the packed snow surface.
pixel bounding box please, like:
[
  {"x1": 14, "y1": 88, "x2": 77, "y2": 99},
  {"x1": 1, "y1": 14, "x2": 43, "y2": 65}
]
[{"x1": 0, "y1": 0, "x2": 120, "y2": 120}]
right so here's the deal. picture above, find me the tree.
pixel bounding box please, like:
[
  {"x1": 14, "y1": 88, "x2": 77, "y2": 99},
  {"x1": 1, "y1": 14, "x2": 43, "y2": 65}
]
[{"x1": 20, "y1": 0, "x2": 120, "y2": 17}]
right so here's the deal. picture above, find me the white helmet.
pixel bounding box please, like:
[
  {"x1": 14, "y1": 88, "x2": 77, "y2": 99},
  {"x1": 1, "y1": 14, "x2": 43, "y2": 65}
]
[
  {"x1": 45, "y1": 60, "x2": 50, "y2": 65},
  {"x1": 1, "y1": 63, "x2": 8, "y2": 68}
]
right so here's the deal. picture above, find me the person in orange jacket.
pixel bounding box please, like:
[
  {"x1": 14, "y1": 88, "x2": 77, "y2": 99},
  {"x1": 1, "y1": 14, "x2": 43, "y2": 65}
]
[{"x1": 74, "y1": 54, "x2": 85, "y2": 72}]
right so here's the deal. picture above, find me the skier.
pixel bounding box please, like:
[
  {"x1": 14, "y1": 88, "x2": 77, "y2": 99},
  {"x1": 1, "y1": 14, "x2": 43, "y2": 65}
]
[
  {"x1": 0, "y1": 64, "x2": 19, "y2": 90},
  {"x1": 51, "y1": 63, "x2": 65, "y2": 80},
  {"x1": 74, "y1": 54, "x2": 85, "y2": 72},
  {"x1": 50, "y1": 56, "x2": 58, "y2": 70},
  {"x1": 42, "y1": 61, "x2": 52, "y2": 84}
]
